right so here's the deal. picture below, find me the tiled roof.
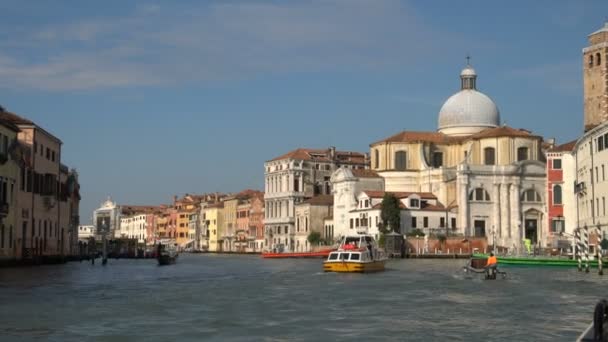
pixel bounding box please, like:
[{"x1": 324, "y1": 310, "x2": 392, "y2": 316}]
[
  {"x1": 0, "y1": 110, "x2": 35, "y2": 125},
  {"x1": 548, "y1": 140, "x2": 577, "y2": 153},
  {"x1": 0, "y1": 118, "x2": 20, "y2": 132},
  {"x1": 301, "y1": 195, "x2": 334, "y2": 206},
  {"x1": 351, "y1": 169, "x2": 380, "y2": 178},
  {"x1": 372, "y1": 126, "x2": 542, "y2": 146},
  {"x1": 362, "y1": 191, "x2": 437, "y2": 200},
  {"x1": 371, "y1": 131, "x2": 462, "y2": 145},
  {"x1": 467, "y1": 126, "x2": 540, "y2": 140},
  {"x1": 120, "y1": 205, "x2": 163, "y2": 215},
  {"x1": 268, "y1": 147, "x2": 366, "y2": 163}
]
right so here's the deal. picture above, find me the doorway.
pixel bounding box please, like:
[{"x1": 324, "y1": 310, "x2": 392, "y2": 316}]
[
  {"x1": 525, "y1": 219, "x2": 538, "y2": 244},
  {"x1": 474, "y1": 220, "x2": 486, "y2": 237}
]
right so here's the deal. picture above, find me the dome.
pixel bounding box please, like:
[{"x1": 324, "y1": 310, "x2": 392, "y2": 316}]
[{"x1": 437, "y1": 64, "x2": 500, "y2": 136}]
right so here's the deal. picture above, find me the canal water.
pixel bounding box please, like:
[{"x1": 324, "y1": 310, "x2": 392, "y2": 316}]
[{"x1": 0, "y1": 254, "x2": 604, "y2": 341}]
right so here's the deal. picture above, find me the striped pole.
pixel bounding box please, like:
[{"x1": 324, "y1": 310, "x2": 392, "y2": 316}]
[
  {"x1": 584, "y1": 226, "x2": 590, "y2": 273},
  {"x1": 596, "y1": 226, "x2": 603, "y2": 276},
  {"x1": 576, "y1": 228, "x2": 582, "y2": 272}
]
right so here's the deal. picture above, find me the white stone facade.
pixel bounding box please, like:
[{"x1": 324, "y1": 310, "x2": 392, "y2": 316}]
[{"x1": 118, "y1": 214, "x2": 147, "y2": 243}]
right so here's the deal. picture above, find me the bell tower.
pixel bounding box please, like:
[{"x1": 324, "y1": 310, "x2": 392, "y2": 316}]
[{"x1": 584, "y1": 22, "x2": 608, "y2": 132}]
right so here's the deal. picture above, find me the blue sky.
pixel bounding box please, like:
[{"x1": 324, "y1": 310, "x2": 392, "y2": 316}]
[{"x1": 0, "y1": 0, "x2": 605, "y2": 222}]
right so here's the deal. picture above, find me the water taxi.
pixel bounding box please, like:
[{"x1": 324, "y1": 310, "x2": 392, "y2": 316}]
[{"x1": 323, "y1": 234, "x2": 387, "y2": 273}]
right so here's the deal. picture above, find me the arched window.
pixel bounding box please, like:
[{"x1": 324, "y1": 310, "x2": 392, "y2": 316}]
[
  {"x1": 589, "y1": 55, "x2": 595, "y2": 68},
  {"x1": 374, "y1": 149, "x2": 379, "y2": 169},
  {"x1": 469, "y1": 188, "x2": 491, "y2": 201},
  {"x1": 521, "y1": 189, "x2": 541, "y2": 202},
  {"x1": 553, "y1": 185, "x2": 562, "y2": 205},
  {"x1": 395, "y1": 151, "x2": 407, "y2": 170},
  {"x1": 484, "y1": 147, "x2": 495, "y2": 165},
  {"x1": 432, "y1": 152, "x2": 443, "y2": 168},
  {"x1": 517, "y1": 147, "x2": 529, "y2": 161},
  {"x1": 597, "y1": 53, "x2": 601, "y2": 66}
]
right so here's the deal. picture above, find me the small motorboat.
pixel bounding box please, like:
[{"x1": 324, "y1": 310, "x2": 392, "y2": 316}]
[
  {"x1": 463, "y1": 257, "x2": 507, "y2": 280},
  {"x1": 323, "y1": 234, "x2": 387, "y2": 273},
  {"x1": 157, "y1": 242, "x2": 178, "y2": 266}
]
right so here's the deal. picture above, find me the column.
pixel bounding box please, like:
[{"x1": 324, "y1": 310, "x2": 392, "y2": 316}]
[
  {"x1": 510, "y1": 182, "x2": 521, "y2": 247},
  {"x1": 500, "y1": 183, "x2": 510, "y2": 243},
  {"x1": 493, "y1": 183, "x2": 501, "y2": 240},
  {"x1": 458, "y1": 175, "x2": 469, "y2": 236}
]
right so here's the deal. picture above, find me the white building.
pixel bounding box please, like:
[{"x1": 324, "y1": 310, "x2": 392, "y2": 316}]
[
  {"x1": 572, "y1": 23, "x2": 608, "y2": 240},
  {"x1": 93, "y1": 198, "x2": 121, "y2": 238},
  {"x1": 264, "y1": 147, "x2": 368, "y2": 252},
  {"x1": 330, "y1": 168, "x2": 384, "y2": 240},
  {"x1": 77, "y1": 225, "x2": 95, "y2": 241},
  {"x1": 118, "y1": 214, "x2": 147, "y2": 244}
]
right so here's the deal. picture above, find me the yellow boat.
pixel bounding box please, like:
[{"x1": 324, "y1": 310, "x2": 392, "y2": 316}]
[{"x1": 323, "y1": 234, "x2": 387, "y2": 273}]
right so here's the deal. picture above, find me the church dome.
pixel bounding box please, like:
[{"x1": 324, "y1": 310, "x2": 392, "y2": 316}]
[{"x1": 438, "y1": 64, "x2": 500, "y2": 136}]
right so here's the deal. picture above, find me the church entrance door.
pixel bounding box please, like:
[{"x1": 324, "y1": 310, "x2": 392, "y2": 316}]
[
  {"x1": 525, "y1": 219, "x2": 538, "y2": 244},
  {"x1": 474, "y1": 220, "x2": 486, "y2": 237}
]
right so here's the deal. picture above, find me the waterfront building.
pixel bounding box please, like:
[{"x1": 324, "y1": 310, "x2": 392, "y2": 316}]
[
  {"x1": 78, "y1": 225, "x2": 95, "y2": 241},
  {"x1": 348, "y1": 191, "x2": 457, "y2": 241},
  {"x1": 369, "y1": 63, "x2": 548, "y2": 250},
  {"x1": 264, "y1": 147, "x2": 368, "y2": 252},
  {"x1": 0, "y1": 118, "x2": 20, "y2": 261},
  {"x1": 0, "y1": 109, "x2": 80, "y2": 260},
  {"x1": 249, "y1": 192, "x2": 265, "y2": 252},
  {"x1": 573, "y1": 23, "x2": 608, "y2": 241},
  {"x1": 545, "y1": 141, "x2": 577, "y2": 247},
  {"x1": 221, "y1": 195, "x2": 239, "y2": 252},
  {"x1": 330, "y1": 168, "x2": 384, "y2": 241},
  {"x1": 146, "y1": 212, "x2": 157, "y2": 245},
  {"x1": 174, "y1": 194, "x2": 201, "y2": 247},
  {"x1": 188, "y1": 212, "x2": 199, "y2": 250},
  {"x1": 119, "y1": 214, "x2": 147, "y2": 244},
  {"x1": 204, "y1": 202, "x2": 224, "y2": 252},
  {"x1": 294, "y1": 195, "x2": 333, "y2": 252},
  {"x1": 94, "y1": 198, "x2": 121, "y2": 239}
]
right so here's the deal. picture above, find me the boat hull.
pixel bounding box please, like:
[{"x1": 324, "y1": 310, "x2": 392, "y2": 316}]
[
  {"x1": 473, "y1": 253, "x2": 600, "y2": 267},
  {"x1": 323, "y1": 260, "x2": 386, "y2": 273},
  {"x1": 157, "y1": 255, "x2": 177, "y2": 266}
]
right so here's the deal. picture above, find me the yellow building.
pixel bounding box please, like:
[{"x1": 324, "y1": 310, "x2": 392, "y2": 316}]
[
  {"x1": 204, "y1": 203, "x2": 224, "y2": 252},
  {"x1": 221, "y1": 196, "x2": 239, "y2": 252},
  {"x1": 0, "y1": 119, "x2": 20, "y2": 261}
]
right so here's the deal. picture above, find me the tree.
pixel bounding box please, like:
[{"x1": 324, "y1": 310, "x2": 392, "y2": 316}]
[
  {"x1": 380, "y1": 193, "x2": 401, "y2": 233},
  {"x1": 437, "y1": 234, "x2": 447, "y2": 252},
  {"x1": 307, "y1": 231, "x2": 321, "y2": 246}
]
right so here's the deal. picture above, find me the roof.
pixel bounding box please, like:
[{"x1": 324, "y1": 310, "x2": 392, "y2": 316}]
[
  {"x1": 590, "y1": 22, "x2": 608, "y2": 36},
  {"x1": 0, "y1": 110, "x2": 62, "y2": 144},
  {"x1": 371, "y1": 131, "x2": 462, "y2": 145},
  {"x1": 300, "y1": 195, "x2": 334, "y2": 206},
  {"x1": 371, "y1": 125, "x2": 541, "y2": 146},
  {"x1": 268, "y1": 147, "x2": 366, "y2": 164},
  {"x1": 467, "y1": 126, "x2": 541, "y2": 140},
  {"x1": 369, "y1": 200, "x2": 446, "y2": 212},
  {"x1": 0, "y1": 118, "x2": 20, "y2": 132},
  {"x1": 351, "y1": 169, "x2": 380, "y2": 178},
  {"x1": 548, "y1": 140, "x2": 577, "y2": 153},
  {"x1": 362, "y1": 191, "x2": 437, "y2": 200},
  {"x1": 120, "y1": 205, "x2": 163, "y2": 215}
]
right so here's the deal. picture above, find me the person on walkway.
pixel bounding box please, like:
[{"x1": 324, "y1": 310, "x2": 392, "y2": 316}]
[{"x1": 486, "y1": 252, "x2": 497, "y2": 267}]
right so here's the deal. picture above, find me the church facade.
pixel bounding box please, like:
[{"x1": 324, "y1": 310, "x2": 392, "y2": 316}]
[{"x1": 366, "y1": 63, "x2": 548, "y2": 250}]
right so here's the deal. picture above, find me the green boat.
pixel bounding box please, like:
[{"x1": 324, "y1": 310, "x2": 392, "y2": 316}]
[{"x1": 472, "y1": 253, "x2": 602, "y2": 267}]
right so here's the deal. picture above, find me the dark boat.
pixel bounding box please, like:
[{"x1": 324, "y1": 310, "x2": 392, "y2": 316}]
[
  {"x1": 463, "y1": 257, "x2": 507, "y2": 280},
  {"x1": 157, "y1": 243, "x2": 178, "y2": 266},
  {"x1": 578, "y1": 300, "x2": 608, "y2": 341}
]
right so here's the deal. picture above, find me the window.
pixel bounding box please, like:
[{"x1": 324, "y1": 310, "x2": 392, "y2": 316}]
[
  {"x1": 364, "y1": 200, "x2": 369, "y2": 208},
  {"x1": 484, "y1": 147, "x2": 495, "y2": 165},
  {"x1": 551, "y1": 218, "x2": 564, "y2": 233},
  {"x1": 597, "y1": 167, "x2": 600, "y2": 182},
  {"x1": 600, "y1": 136, "x2": 605, "y2": 152},
  {"x1": 451, "y1": 218, "x2": 456, "y2": 229},
  {"x1": 603, "y1": 165, "x2": 606, "y2": 181},
  {"x1": 374, "y1": 149, "x2": 379, "y2": 169},
  {"x1": 604, "y1": 197, "x2": 606, "y2": 215},
  {"x1": 350, "y1": 218, "x2": 353, "y2": 229},
  {"x1": 517, "y1": 147, "x2": 528, "y2": 161},
  {"x1": 440, "y1": 217, "x2": 445, "y2": 228},
  {"x1": 432, "y1": 152, "x2": 443, "y2": 168},
  {"x1": 553, "y1": 159, "x2": 562, "y2": 170},
  {"x1": 469, "y1": 188, "x2": 491, "y2": 201},
  {"x1": 411, "y1": 217, "x2": 417, "y2": 228},
  {"x1": 597, "y1": 53, "x2": 602, "y2": 66},
  {"x1": 553, "y1": 185, "x2": 562, "y2": 205},
  {"x1": 423, "y1": 217, "x2": 428, "y2": 228},
  {"x1": 395, "y1": 151, "x2": 407, "y2": 171},
  {"x1": 409, "y1": 199, "x2": 420, "y2": 208},
  {"x1": 522, "y1": 189, "x2": 541, "y2": 202},
  {"x1": 589, "y1": 54, "x2": 594, "y2": 68}
]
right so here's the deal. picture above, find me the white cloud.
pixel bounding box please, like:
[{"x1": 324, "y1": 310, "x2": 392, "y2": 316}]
[{"x1": 0, "y1": 0, "x2": 479, "y2": 91}]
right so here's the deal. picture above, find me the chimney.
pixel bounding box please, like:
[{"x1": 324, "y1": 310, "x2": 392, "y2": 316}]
[{"x1": 329, "y1": 146, "x2": 336, "y2": 160}]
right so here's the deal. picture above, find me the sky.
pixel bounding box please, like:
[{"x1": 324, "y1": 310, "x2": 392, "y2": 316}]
[{"x1": 0, "y1": 0, "x2": 606, "y2": 223}]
